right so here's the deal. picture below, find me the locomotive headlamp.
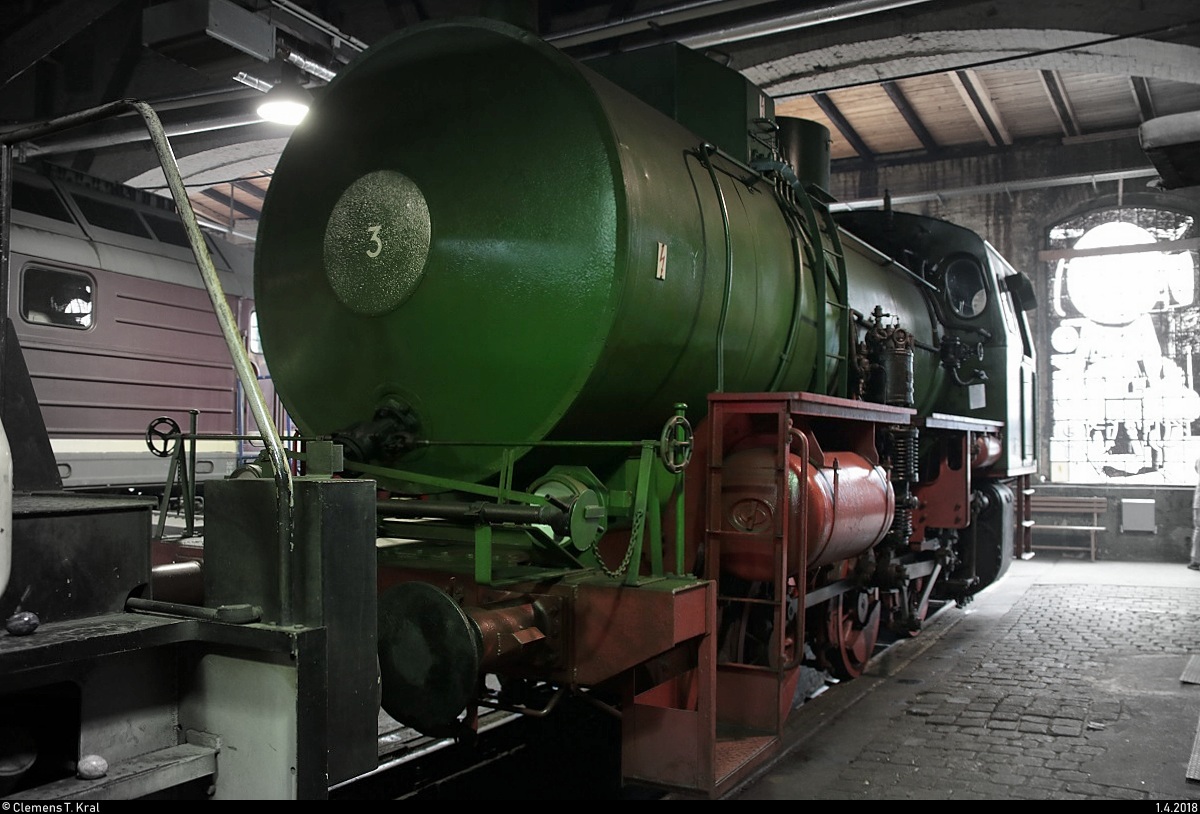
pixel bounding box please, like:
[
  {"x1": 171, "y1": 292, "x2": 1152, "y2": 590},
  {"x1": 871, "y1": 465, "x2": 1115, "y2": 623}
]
[{"x1": 257, "y1": 79, "x2": 312, "y2": 126}]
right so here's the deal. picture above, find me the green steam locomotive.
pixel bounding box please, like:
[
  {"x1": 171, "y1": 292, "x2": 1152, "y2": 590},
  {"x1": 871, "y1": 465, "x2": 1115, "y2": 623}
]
[{"x1": 251, "y1": 17, "x2": 1037, "y2": 797}]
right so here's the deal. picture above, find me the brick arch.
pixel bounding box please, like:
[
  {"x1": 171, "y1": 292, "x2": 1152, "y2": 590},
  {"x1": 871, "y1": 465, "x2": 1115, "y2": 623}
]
[{"x1": 744, "y1": 29, "x2": 1200, "y2": 96}]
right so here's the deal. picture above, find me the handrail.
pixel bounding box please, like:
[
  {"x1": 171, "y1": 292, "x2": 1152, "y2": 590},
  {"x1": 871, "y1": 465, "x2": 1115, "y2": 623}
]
[{"x1": 0, "y1": 100, "x2": 297, "y2": 623}]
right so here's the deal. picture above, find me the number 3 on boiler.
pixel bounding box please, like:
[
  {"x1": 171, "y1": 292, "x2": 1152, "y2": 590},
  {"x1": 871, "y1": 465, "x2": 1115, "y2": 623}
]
[{"x1": 366, "y1": 224, "x2": 383, "y2": 258}]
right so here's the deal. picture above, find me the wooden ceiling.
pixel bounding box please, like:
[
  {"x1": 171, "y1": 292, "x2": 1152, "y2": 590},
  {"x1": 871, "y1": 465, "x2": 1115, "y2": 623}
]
[{"x1": 775, "y1": 69, "x2": 1200, "y2": 161}]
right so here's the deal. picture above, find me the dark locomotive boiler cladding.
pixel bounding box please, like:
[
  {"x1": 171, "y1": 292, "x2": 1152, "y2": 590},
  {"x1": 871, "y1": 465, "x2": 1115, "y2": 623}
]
[{"x1": 247, "y1": 15, "x2": 1038, "y2": 797}]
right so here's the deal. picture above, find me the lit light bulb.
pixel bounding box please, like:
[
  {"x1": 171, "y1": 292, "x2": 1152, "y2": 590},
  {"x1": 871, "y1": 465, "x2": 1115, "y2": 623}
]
[{"x1": 257, "y1": 83, "x2": 312, "y2": 126}]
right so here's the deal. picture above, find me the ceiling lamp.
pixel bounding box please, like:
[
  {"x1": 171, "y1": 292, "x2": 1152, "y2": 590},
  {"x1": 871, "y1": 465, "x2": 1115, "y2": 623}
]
[
  {"x1": 257, "y1": 78, "x2": 312, "y2": 126},
  {"x1": 1140, "y1": 110, "x2": 1200, "y2": 190}
]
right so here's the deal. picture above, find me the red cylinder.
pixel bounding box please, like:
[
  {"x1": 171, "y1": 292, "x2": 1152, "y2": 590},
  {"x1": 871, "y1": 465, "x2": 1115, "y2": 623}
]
[
  {"x1": 718, "y1": 446, "x2": 894, "y2": 582},
  {"x1": 971, "y1": 434, "x2": 1002, "y2": 470}
]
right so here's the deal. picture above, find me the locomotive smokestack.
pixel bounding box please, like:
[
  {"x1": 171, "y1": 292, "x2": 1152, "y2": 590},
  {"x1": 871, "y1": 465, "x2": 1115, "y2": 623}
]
[{"x1": 777, "y1": 117, "x2": 831, "y2": 192}]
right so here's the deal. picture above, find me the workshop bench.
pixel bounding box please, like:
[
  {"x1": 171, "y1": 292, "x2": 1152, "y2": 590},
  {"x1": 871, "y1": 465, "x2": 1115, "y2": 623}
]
[{"x1": 1028, "y1": 494, "x2": 1107, "y2": 561}]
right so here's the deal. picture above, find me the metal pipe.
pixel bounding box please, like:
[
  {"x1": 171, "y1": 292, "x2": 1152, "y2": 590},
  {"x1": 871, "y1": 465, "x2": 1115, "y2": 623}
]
[
  {"x1": 0, "y1": 143, "x2": 11, "y2": 413},
  {"x1": 545, "y1": 0, "x2": 785, "y2": 48},
  {"x1": 378, "y1": 499, "x2": 569, "y2": 535},
  {"x1": 269, "y1": 0, "x2": 368, "y2": 52},
  {"x1": 1, "y1": 99, "x2": 297, "y2": 624},
  {"x1": 829, "y1": 167, "x2": 1160, "y2": 211},
  {"x1": 19, "y1": 111, "x2": 270, "y2": 158},
  {"x1": 697, "y1": 144, "x2": 734, "y2": 392},
  {"x1": 234, "y1": 72, "x2": 274, "y2": 93},
  {"x1": 281, "y1": 45, "x2": 338, "y2": 83},
  {"x1": 545, "y1": 0, "x2": 935, "y2": 51},
  {"x1": 132, "y1": 100, "x2": 296, "y2": 624},
  {"x1": 196, "y1": 216, "x2": 259, "y2": 243},
  {"x1": 151, "y1": 561, "x2": 204, "y2": 606},
  {"x1": 186, "y1": 409, "x2": 198, "y2": 537},
  {"x1": 677, "y1": 0, "x2": 937, "y2": 50}
]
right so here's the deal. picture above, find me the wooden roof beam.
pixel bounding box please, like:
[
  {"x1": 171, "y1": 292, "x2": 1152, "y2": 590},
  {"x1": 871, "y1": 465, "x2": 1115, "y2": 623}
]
[
  {"x1": 813, "y1": 92, "x2": 875, "y2": 162},
  {"x1": 200, "y1": 187, "x2": 261, "y2": 221},
  {"x1": 1039, "y1": 69, "x2": 1081, "y2": 138},
  {"x1": 881, "y1": 81, "x2": 939, "y2": 153},
  {"x1": 232, "y1": 179, "x2": 268, "y2": 200},
  {"x1": 949, "y1": 69, "x2": 1012, "y2": 148},
  {"x1": 1130, "y1": 76, "x2": 1157, "y2": 123}
]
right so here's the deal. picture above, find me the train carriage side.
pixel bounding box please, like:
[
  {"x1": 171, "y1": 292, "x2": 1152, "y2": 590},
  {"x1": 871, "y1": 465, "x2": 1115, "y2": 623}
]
[{"x1": 5, "y1": 165, "x2": 272, "y2": 495}]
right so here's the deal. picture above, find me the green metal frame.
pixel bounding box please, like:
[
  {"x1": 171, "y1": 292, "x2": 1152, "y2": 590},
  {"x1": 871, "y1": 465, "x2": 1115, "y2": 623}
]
[{"x1": 348, "y1": 426, "x2": 689, "y2": 586}]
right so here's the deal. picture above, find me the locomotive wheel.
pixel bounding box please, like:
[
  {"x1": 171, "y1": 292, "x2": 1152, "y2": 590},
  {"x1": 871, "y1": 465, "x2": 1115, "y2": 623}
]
[{"x1": 825, "y1": 589, "x2": 881, "y2": 679}]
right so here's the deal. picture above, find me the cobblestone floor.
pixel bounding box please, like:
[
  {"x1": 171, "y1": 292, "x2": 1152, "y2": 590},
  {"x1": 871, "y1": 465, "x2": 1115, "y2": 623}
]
[{"x1": 728, "y1": 564, "x2": 1200, "y2": 800}]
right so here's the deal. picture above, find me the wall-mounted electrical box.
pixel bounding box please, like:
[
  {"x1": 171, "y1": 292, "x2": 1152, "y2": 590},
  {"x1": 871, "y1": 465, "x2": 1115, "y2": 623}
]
[{"x1": 1121, "y1": 498, "x2": 1157, "y2": 534}]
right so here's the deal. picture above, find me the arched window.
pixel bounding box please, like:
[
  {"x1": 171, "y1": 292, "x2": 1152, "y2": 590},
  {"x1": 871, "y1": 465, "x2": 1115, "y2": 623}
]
[{"x1": 1045, "y1": 207, "x2": 1199, "y2": 484}]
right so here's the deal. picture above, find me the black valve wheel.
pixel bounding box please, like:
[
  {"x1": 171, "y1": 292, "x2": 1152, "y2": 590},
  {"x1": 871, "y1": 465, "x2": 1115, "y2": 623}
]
[
  {"x1": 145, "y1": 416, "x2": 181, "y2": 458},
  {"x1": 659, "y1": 414, "x2": 694, "y2": 474}
]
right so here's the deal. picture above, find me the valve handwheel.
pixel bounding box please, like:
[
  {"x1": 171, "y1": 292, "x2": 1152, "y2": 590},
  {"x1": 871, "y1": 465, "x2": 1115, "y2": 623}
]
[
  {"x1": 659, "y1": 414, "x2": 694, "y2": 474},
  {"x1": 145, "y1": 416, "x2": 181, "y2": 458}
]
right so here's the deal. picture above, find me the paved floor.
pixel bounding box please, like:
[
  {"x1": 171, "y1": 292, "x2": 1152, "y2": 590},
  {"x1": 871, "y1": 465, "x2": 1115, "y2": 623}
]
[
  {"x1": 724, "y1": 554, "x2": 1200, "y2": 801},
  {"x1": 155, "y1": 512, "x2": 1200, "y2": 800}
]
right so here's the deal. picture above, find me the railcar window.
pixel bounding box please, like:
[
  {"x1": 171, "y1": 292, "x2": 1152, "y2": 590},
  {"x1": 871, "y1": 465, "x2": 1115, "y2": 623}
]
[
  {"x1": 21, "y1": 267, "x2": 94, "y2": 329},
  {"x1": 249, "y1": 311, "x2": 263, "y2": 354},
  {"x1": 71, "y1": 194, "x2": 153, "y2": 239},
  {"x1": 142, "y1": 212, "x2": 191, "y2": 247},
  {"x1": 12, "y1": 181, "x2": 74, "y2": 223},
  {"x1": 944, "y1": 256, "x2": 987, "y2": 318}
]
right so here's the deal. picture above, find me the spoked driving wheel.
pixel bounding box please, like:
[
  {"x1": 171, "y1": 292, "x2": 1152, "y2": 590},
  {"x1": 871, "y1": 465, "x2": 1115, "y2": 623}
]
[{"x1": 824, "y1": 588, "x2": 881, "y2": 679}]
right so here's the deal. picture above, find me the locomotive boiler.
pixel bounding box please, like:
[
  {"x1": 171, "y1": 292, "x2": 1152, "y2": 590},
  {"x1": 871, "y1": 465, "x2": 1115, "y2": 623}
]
[{"x1": 249, "y1": 15, "x2": 1037, "y2": 797}]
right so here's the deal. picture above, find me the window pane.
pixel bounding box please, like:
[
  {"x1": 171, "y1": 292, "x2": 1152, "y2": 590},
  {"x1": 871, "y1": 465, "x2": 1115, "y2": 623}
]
[
  {"x1": 944, "y1": 256, "x2": 987, "y2": 317},
  {"x1": 1045, "y1": 207, "x2": 1199, "y2": 485},
  {"x1": 22, "y1": 267, "x2": 94, "y2": 329},
  {"x1": 143, "y1": 212, "x2": 191, "y2": 247},
  {"x1": 72, "y1": 194, "x2": 152, "y2": 238},
  {"x1": 249, "y1": 310, "x2": 262, "y2": 354},
  {"x1": 12, "y1": 181, "x2": 74, "y2": 223}
]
